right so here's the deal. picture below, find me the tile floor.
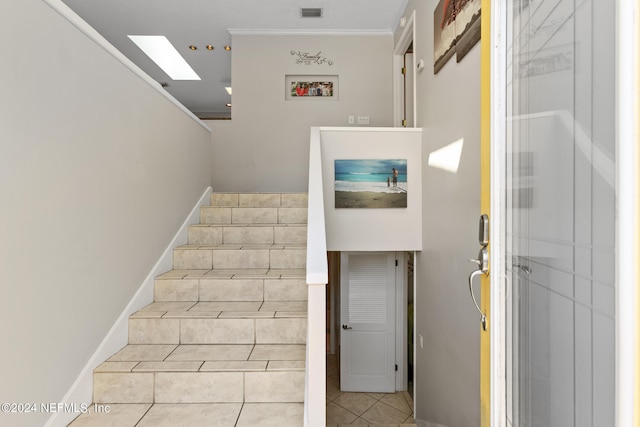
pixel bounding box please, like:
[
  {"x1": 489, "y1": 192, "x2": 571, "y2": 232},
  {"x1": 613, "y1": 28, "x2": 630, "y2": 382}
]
[
  {"x1": 326, "y1": 355, "x2": 417, "y2": 427},
  {"x1": 69, "y1": 353, "x2": 417, "y2": 426},
  {"x1": 69, "y1": 402, "x2": 304, "y2": 426}
]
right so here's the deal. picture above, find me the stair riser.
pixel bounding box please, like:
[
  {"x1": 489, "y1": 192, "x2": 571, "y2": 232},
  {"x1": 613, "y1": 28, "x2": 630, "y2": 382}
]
[
  {"x1": 154, "y1": 278, "x2": 308, "y2": 302},
  {"x1": 188, "y1": 227, "x2": 223, "y2": 245},
  {"x1": 94, "y1": 371, "x2": 304, "y2": 404},
  {"x1": 274, "y1": 227, "x2": 307, "y2": 245},
  {"x1": 200, "y1": 207, "x2": 307, "y2": 225},
  {"x1": 128, "y1": 318, "x2": 307, "y2": 345},
  {"x1": 173, "y1": 248, "x2": 306, "y2": 270},
  {"x1": 188, "y1": 225, "x2": 307, "y2": 245},
  {"x1": 210, "y1": 193, "x2": 308, "y2": 208}
]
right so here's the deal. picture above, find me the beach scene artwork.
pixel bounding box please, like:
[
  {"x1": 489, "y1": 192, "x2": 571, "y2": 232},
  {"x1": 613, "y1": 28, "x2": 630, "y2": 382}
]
[
  {"x1": 434, "y1": 0, "x2": 481, "y2": 73},
  {"x1": 334, "y1": 159, "x2": 407, "y2": 208}
]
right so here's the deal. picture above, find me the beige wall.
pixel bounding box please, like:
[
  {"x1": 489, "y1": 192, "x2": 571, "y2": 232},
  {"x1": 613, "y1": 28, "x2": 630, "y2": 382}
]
[
  {"x1": 206, "y1": 33, "x2": 394, "y2": 193},
  {"x1": 319, "y1": 128, "x2": 422, "y2": 252},
  {"x1": 0, "y1": 2, "x2": 212, "y2": 426},
  {"x1": 396, "y1": 2, "x2": 482, "y2": 427}
]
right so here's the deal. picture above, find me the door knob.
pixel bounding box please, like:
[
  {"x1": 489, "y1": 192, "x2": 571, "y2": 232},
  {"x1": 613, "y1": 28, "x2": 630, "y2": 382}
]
[{"x1": 342, "y1": 324, "x2": 352, "y2": 330}]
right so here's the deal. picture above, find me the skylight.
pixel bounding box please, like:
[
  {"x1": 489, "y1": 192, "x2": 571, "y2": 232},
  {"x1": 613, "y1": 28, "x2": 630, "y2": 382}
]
[{"x1": 128, "y1": 35, "x2": 200, "y2": 81}]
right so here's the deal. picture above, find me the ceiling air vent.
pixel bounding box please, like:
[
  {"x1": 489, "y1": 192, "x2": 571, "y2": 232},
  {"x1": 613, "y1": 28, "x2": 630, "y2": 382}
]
[{"x1": 300, "y1": 8, "x2": 323, "y2": 18}]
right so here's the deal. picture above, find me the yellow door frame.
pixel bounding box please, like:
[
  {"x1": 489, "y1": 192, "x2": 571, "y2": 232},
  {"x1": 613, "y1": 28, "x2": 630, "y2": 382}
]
[{"x1": 479, "y1": 0, "x2": 491, "y2": 426}]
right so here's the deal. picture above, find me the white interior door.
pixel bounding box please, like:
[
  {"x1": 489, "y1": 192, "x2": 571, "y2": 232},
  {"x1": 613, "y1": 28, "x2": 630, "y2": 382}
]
[{"x1": 340, "y1": 252, "x2": 396, "y2": 392}]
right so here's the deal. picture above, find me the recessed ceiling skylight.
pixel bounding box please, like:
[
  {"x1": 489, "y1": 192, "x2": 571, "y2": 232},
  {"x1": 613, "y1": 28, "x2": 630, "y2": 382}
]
[{"x1": 128, "y1": 35, "x2": 200, "y2": 81}]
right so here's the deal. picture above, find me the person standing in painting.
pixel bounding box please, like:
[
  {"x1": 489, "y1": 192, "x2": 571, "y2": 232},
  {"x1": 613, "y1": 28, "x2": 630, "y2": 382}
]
[
  {"x1": 392, "y1": 168, "x2": 399, "y2": 187},
  {"x1": 387, "y1": 176, "x2": 391, "y2": 187}
]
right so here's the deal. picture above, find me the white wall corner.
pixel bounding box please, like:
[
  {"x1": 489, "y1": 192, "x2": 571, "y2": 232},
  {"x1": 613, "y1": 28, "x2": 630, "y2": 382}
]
[{"x1": 45, "y1": 186, "x2": 212, "y2": 427}]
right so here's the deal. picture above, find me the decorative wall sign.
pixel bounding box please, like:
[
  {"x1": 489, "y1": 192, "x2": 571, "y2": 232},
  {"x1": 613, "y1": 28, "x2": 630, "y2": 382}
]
[
  {"x1": 290, "y1": 51, "x2": 334, "y2": 66},
  {"x1": 334, "y1": 159, "x2": 408, "y2": 208},
  {"x1": 285, "y1": 75, "x2": 338, "y2": 100},
  {"x1": 434, "y1": 0, "x2": 481, "y2": 73}
]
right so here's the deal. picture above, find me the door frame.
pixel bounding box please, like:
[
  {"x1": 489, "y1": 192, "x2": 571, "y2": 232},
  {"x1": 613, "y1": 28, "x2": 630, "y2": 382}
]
[
  {"x1": 480, "y1": 0, "x2": 497, "y2": 426},
  {"x1": 487, "y1": 1, "x2": 640, "y2": 426},
  {"x1": 615, "y1": 1, "x2": 640, "y2": 425},
  {"x1": 395, "y1": 251, "x2": 409, "y2": 391},
  {"x1": 393, "y1": 10, "x2": 416, "y2": 128}
]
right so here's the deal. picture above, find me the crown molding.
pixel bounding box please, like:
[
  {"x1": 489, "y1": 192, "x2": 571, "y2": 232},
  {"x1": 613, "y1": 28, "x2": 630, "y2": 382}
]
[{"x1": 227, "y1": 29, "x2": 393, "y2": 36}]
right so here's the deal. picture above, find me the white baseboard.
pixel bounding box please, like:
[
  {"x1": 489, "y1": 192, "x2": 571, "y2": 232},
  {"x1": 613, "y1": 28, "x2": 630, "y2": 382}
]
[
  {"x1": 415, "y1": 420, "x2": 450, "y2": 427},
  {"x1": 45, "y1": 186, "x2": 212, "y2": 427}
]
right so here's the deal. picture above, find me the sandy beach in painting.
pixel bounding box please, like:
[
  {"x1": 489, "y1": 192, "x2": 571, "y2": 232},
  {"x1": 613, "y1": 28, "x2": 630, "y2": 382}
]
[{"x1": 335, "y1": 190, "x2": 407, "y2": 208}]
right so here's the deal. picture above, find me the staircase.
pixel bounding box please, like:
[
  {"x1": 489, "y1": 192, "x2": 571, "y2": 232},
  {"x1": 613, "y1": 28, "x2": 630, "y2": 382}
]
[{"x1": 70, "y1": 193, "x2": 308, "y2": 426}]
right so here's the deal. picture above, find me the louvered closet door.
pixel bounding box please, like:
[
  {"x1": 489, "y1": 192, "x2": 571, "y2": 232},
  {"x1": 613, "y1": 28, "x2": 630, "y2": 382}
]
[{"x1": 340, "y1": 252, "x2": 396, "y2": 392}]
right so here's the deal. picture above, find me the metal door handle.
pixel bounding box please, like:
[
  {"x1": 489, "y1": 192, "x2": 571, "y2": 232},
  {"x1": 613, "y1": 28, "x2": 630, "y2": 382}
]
[
  {"x1": 468, "y1": 269, "x2": 487, "y2": 331},
  {"x1": 342, "y1": 324, "x2": 352, "y2": 330}
]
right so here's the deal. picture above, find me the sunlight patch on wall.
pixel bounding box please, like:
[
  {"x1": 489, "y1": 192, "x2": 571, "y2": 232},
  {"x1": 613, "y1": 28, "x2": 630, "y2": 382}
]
[{"x1": 428, "y1": 138, "x2": 464, "y2": 173}]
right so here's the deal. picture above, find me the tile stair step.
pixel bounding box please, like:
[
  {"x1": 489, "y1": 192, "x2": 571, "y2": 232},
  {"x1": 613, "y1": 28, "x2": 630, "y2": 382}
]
[
  {"x1": 173, "y1": 244, "x2": 307, "y2": 270},
  {"x1": 154, "y1": 274, "x2": 308, "y2": 302},
  {"x1": 156, "y1": 268, "x2": 306, "y2": 280},
  {"x1": 133, "y1": 300, "x2": 308, "y2": 315},
  {"x1": 128, "y1": 301, "x2": 307, "y2": 345},
  {"x1": 87, "y1": 193, "x2": 309, "y2": 410},
  {"x1": 188, "y1": 224, "x2": 307, "y2": 245},
  {"x1": 93, "y1": 370, "x2": 305, "y2": 404},
  {"x1": 93, "y1": 343, "x2": 305, "y2": 404},
  {"x1": 210, "y1": 193, "x2": 308, "y2": 208},
  {"x1": 199, "y1": 206, "x2": 307, "y2": 225}
]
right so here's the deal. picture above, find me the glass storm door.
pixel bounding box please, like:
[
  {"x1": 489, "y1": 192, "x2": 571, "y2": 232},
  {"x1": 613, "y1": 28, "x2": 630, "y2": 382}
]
[{"x1": 504, "y1": 1, "x2": 616, "y2": 426}]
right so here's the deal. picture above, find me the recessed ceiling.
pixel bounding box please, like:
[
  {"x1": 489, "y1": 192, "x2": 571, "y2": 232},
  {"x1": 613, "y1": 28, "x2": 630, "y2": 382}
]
[{"x1": 60, "y1": 0, "x2": 408, "y2": 118}]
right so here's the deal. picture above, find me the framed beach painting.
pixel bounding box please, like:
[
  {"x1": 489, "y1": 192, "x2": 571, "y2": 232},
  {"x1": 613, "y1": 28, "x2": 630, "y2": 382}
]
[
  {"x1": 433, "y1": 0, "x2": 482, "y2": 73},
  {"x1": 334, "y1": 159, "x2": 407, "y2": 208}
]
